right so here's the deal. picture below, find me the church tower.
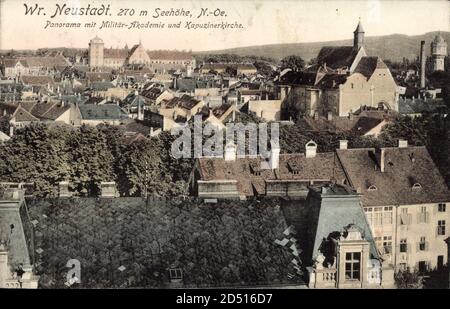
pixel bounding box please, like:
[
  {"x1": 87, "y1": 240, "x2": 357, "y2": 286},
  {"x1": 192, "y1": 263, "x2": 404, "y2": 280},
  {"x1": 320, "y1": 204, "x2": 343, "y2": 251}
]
[
  {"x1": 353, "y1": 19, "x2": 365, "y2": 51},
  {"x1": 431, "y1": 33, "x2": 447, "y2": 72},
  {"x1": 88, "y1": 36, "x2": 104, "y2": 68}
]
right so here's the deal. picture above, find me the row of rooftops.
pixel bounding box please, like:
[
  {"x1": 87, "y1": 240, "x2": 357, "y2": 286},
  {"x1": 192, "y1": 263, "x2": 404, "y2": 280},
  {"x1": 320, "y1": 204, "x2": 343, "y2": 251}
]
[
  {"x1": 196, "y1": 140, "x2": 450, "y2": 206},
  {"x1": 1, "y1": 55, "x2": 70, "y2": 69}
]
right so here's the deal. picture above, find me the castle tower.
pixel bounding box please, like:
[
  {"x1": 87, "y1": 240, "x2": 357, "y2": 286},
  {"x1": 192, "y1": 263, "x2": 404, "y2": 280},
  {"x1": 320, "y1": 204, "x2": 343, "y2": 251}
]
[
  {"x1": 88, "y1": 36, "x2": 104, "y2": 68},
  {"x1": 431, "y1": 33, "x2": 447, "y2": 72},
  {"x1": 353, "y1": 19, "x2": 365, "y2": 51}
]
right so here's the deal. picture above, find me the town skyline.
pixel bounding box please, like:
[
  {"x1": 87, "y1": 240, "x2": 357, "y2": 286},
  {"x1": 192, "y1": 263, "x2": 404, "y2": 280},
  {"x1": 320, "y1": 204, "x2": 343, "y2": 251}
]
[{"x1": 1, "y1": 0, "x2": 449, "y2": 51}]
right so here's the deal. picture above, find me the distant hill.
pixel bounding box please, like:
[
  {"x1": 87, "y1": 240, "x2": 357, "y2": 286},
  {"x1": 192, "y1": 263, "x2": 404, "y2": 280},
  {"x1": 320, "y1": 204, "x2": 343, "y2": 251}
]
[{"x1": 195, "y1": 31, "x2": 450, "y2": 63}]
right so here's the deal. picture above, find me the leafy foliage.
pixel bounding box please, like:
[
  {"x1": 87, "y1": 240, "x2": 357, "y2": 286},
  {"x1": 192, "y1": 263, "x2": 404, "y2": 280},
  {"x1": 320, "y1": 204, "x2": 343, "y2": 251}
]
[
  {"x1": 0, "y1": 124, "x2": 193, "y2": 197},
  {"x1": 280, "y1": 55, "x2": 305, "y2": 71},
  {"x1": 395, "y1": 269, "x2": 424, "y2": 289}
]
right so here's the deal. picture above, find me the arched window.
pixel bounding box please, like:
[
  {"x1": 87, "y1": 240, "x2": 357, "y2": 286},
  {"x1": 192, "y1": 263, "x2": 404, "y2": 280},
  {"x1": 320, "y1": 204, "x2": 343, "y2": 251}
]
[
  {"x1": 368, "y1": 185, "x2": 378, "y2": 191},
  {"x1": 412, "y1": 183, "x2": 422, "y2": 190}
]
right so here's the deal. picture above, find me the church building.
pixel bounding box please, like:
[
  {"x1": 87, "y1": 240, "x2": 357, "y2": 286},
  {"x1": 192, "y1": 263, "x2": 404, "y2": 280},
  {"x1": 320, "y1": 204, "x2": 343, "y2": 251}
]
[{"x1": 279, "y1": 20, "x2": 399, "y2": 118}]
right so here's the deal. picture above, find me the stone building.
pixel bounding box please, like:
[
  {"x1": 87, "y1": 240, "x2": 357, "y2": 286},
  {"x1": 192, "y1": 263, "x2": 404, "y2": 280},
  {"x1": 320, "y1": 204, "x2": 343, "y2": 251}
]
[
  {"x1": 279, "y1": 20, "x2": 398, "y2": 118},
  {"x1": 192, "y1": 139, "x2": 450, "y2": 274},
  {"x1": 284, "y1": 184, "x2": 395, "y2": 288},
  {"x1": 336, "y1": 141, "x2": 450, "y2": 272},
  {"x1": 0, "y1": 188, "x2": 39, "y2": 288},
  {"x1": 88, "y1": 36, "x2": 195, "y2": 71},
  {"x1": 430, "y1": 33, "x2": 447, "y2": 72}
]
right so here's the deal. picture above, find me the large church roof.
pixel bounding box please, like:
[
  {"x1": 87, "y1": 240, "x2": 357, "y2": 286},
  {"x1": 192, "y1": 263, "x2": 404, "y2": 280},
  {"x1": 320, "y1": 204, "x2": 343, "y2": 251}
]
[{"x1": 316, "y1": 46, "x2": 358, "y2": 70}]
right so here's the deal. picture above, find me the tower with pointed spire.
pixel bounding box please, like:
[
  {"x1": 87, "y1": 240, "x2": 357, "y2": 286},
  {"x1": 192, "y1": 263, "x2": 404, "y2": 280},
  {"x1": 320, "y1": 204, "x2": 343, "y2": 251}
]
[{"x1": 353, "y1": 18, "x2": 365, "y2": 51}]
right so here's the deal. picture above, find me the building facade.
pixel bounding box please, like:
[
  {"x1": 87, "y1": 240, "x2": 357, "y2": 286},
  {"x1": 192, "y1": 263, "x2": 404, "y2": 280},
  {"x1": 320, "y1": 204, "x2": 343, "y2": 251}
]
[
  {"x1": 88, "y1": 36, "x2": 195, "y2": 71},
  {"x1": 279, "y1": 20, "x2": 398, "y2": 118}
]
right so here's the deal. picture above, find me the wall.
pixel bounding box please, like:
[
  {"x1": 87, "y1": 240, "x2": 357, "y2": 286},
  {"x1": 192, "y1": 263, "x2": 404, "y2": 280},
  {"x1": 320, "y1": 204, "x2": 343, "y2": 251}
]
[
  {"x1": 248, "y1": 99, "x2": 282, "y2": 121},
  {"x1": 364, "y1": 202, "x2": 450, "y2": 271}
]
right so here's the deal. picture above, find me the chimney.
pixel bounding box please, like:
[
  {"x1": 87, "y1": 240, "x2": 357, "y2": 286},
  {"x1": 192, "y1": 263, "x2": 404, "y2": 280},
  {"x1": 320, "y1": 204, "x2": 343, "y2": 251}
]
[
  {"x1": 339, "y1": 140, "x2": 348, "y2": 150},
  {"x1": 420, "y1": 40, "x2": 426, "y2": 89},
  {"x1": 100, "y1": 181, "x2": 117, "y2": 198},
  {"x1": 58, "y1": 181, "x2": 72, "y2": 198},
  {"x1": 375, "y1": 148, "x2": 386, "y2": 172},
  {"x1": 269, "y1": 142, "x2": 280, "y2": 169},
  {"x1": 398, "y1": 139, "x2": 408, "y2": 148},
  {"x1": 224, "y1": 142, "x2": 236, "y2": 161},
  {"x1": 305, "y1": 140, "x2": 317, "y2": 158},
  {"x1": 327, "y1": 111, "x2": 333, "y2": 121}
]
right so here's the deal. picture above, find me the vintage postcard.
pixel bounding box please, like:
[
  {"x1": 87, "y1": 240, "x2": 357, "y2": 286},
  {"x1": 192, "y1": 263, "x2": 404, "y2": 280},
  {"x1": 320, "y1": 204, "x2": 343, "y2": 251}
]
[{"x1": 0, "y1": 0, "x2": 449, "y2": 296}]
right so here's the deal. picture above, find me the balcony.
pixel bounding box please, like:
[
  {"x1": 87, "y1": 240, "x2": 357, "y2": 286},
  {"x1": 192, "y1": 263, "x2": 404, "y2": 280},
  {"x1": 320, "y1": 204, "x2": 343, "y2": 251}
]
[{"x1": 307, "y1": 267, "x2": 337, "y2": 288}]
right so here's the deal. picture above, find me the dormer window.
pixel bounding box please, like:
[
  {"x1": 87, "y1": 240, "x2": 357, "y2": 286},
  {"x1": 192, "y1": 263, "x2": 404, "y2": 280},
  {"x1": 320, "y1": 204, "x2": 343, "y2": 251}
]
[
  {"x1": 287, "y1": 161, "x2": 301, "y2": 175},
  {"x1": 249, "y1": 162, "x2": 261, "y2": 176},
  {"x1": 412, "y1": 183, "x2": 422, "y2": 190},
  {"x1": 368, "y1": 185, "x2": 378, "y2": 191}
]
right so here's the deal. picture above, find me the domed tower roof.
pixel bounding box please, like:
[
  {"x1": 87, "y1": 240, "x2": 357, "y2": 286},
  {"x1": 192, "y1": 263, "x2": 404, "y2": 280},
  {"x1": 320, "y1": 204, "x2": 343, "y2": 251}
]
[
  {"x1": 90, "y1": 36, "x2": 104, "y2": 44},
  {"x1": 433, "y1": 33, "x2": 445, "y2": 44}
]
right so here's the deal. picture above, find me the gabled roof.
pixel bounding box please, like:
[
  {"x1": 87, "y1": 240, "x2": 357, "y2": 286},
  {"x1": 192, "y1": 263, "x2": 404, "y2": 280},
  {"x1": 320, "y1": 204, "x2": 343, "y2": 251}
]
[
  {"x1": 20, "y1": 75, "x2": 54, "y2": 86},
  {"x1": 20, "y1": 55, "x2": 70, "y2": 68},
  {"x1": 104, "y1": 48, "x2": 128, "y2": 59},
  {"x1": 317, "y1": 46, "x2": 358, "y2": 70},
  {"x1": 316, "y1": 73, "x2": 347, "y2": 89},
  {"x1": 277, "y1": 71, "x2": 318, "y2": 86},
  {"x1": 79, "y1": 104, "x2": 129, "y2": 120},
  {"x1": 198, "y1": 152, "x2": 347, "y2": 197},
  {"x1": 2, "y1": 59, "x2": 28, "y2": 68},
  {"x1": 354, "y1": 57, "x2": 388, "y2": 79},
  {"x1": 336, "y1": 147, "x2": 450, "y2": 206},
  {"x1": 162, "y1": 95, "x2": 201, "y2": 110},
  {"x1": 147, "y1": 50, "x2": 193, "y2": 61}
]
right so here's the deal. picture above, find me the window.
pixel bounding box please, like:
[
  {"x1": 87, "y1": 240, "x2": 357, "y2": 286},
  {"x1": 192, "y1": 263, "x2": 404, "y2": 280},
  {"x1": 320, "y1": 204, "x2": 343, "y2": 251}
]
[
  {"x1": 400, "y1": 239, "x2": 408, "y2": 253},
  {"x1": 345, "y1": 252, "x2": 361, "y2": 280},
  {"x1": 169, "y1": 268, "x2": 183, "y2": 280},
  {"x1": 438, "y1": 220, "x2": 446, "y2": 236},
  {"x1": 438, "y1": 203, "x2": 446, "y2": 212},
  {"x1": 399, "y1": 208, "x2": 411, "y2": 225},
  {"x1": 418, "y1": 261, "x2": 428, "y2": 273},
  {"x1": 365, "y1": 208, "x2": 373, "y2": 226},
  {"x1": 412, "y1": 183, "x2": 422, "y2": 190},
  {"x1": 419, "y1": 237, "x2": 427, "y2": 251},
  {"x1": 418, "y1": 207, "x2": 429, "y2": 223},
  {"x1": 373, "y1": 207, "x2": 383, "y2": 226},
  {"x1": 383, "y1": 207, "x2": 393, "y2": 225},
  {"x1": 383, "y1": 236, "x2": 393, "y2": 254}
]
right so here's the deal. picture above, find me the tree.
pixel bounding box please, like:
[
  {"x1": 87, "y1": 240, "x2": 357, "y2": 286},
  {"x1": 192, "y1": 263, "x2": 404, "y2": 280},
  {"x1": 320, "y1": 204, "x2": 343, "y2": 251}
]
[
  {"x1": 395, "y1": 269, "x2": 423, "y2": 289},
  {"x1": 253, "y1": 60, "x2": 275, "y2": 77},
  {"x1": 0, "y1": 123, "x2": 72, "y2": 197},
  {"x1": 280, "y1": 55, "x2": 305, "y2": 71},
  {"x1": 67, "y1": 125, "x2": 115, "y2": 196},
  {"x1": 0, "y1": 116, "x2": 10, "y2": 135}
]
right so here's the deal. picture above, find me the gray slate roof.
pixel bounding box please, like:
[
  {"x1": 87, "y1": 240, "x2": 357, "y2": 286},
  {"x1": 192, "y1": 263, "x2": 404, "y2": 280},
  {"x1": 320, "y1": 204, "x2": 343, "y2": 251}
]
[
  {"x1": 79, "y1": 104, "x2": 129, "y2": 120},
  {"x1": 337, "y1": 147, "x2": 450, "y2": 206}
]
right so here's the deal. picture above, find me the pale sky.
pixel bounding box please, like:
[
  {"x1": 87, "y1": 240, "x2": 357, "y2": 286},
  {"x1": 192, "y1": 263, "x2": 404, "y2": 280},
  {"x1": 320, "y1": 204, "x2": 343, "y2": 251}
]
[{"x1": 0, "y1": 0, "x2": 449, "y2": 51}]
